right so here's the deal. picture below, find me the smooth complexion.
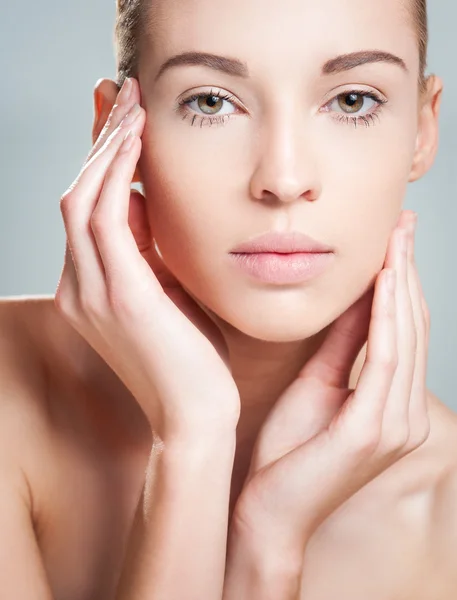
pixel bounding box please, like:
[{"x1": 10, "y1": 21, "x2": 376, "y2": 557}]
[
  {"x1": 97, "y1": 0, "x2": 442, "y2": 469},
  {"x1": 0, "y1": 0, "x2": 446, "y2": 598}
]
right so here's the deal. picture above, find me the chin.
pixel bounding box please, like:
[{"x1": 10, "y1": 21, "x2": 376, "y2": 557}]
[
  {"x1": 227, "y1": 313, "x2": 333, "y2": 342},
  {"x1": 197, "y1": 293, "x2": 341, "y2": 343},
  {"x1": 179, "y1": 259, "x2": 375, "y2": 344}
]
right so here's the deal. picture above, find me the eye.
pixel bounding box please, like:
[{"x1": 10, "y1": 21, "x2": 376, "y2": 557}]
[
  {"x1": 326, "y1": 90, "x2": 387, "y2": 128},
  {"x1": 177, "y1": 88, "x2": 240, "y2": 127},
  {"x1": 176, "y1": 87, "x2": 388, "y2": 129}
]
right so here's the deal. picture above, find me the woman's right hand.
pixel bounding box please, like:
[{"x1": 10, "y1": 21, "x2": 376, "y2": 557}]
[{"x1": 55, "y1": 77, "x2": 241, "y2": 441}]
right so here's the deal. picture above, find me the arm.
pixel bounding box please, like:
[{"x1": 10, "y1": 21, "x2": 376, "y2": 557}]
[
  {"x1": 222, "y1": 512, "x2": 305, "y2": 600},
  {"x1": 115, "y1": 429, "x2": 237, "y2": 600}
]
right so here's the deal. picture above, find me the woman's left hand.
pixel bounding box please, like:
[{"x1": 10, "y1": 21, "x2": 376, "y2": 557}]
[{"x1": 231, "y1": 209, "x2": 431, "y2": 555}]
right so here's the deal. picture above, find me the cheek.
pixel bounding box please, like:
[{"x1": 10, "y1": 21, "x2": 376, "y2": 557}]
[
  {"x1": 312, "y1": 119, "x2": 417, "y2": 311},
  {"x1": 138, "y1": 109, "x2": 416, "y2": 295},
  {"x1": 138, "y1": 125, "x2": 229, "y2": 277},
  {"x1": 324, "y1": 117, "x2": 417, "y2": 252}
]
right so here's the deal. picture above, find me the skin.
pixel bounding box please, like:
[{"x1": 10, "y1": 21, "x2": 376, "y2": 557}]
[
  {"x1": 133, "y1": 0, "x2": 441, "y2": 476},
  {"x1": 1, "y1": 0, "x2": 456, "y2": 598}
]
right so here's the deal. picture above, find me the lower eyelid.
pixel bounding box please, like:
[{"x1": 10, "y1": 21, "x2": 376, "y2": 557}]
[{"x1": 178, "y1": 90, "x2": 386, "y2": 127}]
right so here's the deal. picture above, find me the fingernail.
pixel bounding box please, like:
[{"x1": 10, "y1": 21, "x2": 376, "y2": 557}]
[
  {"x1": 121, "y1": 130, "x2": 136, "y2": 152},
  {"x1": 121, "y1": 103, "x2": 141, "y2": 126},
  {"x1": 118, "y1": 77, "x2": 133, "y2": 103}
]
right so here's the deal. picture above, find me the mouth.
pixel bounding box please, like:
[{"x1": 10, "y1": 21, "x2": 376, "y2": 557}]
[
  {"x1": 230, "y1": 230, "x2": 334, "y2": 255},
  {"x1": 228, "y1": 251, "x2": 335, "y2": 285}
]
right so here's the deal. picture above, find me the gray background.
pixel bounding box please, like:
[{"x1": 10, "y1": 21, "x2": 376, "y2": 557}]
[{"x1": 0, "y1": 2, "x2": 455, "y2": 408}]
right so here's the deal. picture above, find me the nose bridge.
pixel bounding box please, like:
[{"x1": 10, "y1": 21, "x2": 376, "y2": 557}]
[{"x1": 249, "y1": 100, "x2": 321, "y2": 204}]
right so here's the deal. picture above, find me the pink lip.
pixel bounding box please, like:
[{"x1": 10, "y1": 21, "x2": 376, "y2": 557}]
[
  {"x1": 228, "y1": 251, "x2": 335, "y2": 285},
  {"x1": 230, "y1": 230, "x2": 334, "y2": 254}
]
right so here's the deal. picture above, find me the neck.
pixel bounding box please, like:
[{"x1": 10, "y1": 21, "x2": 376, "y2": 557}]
[{"x1": 38, "y1": 295, "x2": 365, "y2": 488}]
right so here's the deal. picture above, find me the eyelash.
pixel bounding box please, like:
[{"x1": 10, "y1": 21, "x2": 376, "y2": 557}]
[{"x1": 177, "y1": 87, "x2": 388, "y2": 129}]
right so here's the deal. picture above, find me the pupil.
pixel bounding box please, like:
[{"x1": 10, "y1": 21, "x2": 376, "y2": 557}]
[
  {"x1": 346, "y1": 93, "x2": 358, "y2": 106},
  {"x1": 207, "y1": 96, "x2": 218, "y2": 107}
]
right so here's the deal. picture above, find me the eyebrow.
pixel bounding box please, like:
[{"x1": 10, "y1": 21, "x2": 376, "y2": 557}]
[{"x1": 154, "y1": 49, "x2": 408, "y2": 82}]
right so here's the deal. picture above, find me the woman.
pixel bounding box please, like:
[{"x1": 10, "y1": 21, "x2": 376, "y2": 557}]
[{"x1": 0, "y1": 0, "x2": 453, "y2": 597}]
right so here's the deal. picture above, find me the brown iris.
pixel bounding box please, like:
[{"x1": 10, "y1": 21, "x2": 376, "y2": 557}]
[
  {"x1": 337, "y1": 93, "x2": 364, "y2": 114},
  {"x1": 198, "y1": 95, "x2": 224, "y2": 114}
]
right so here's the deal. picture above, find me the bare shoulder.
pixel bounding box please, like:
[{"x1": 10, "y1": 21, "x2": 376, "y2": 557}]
[
  {"x1": 0, "y1": 296, "x2": 58, "y2": 528},
  {"x1": 0, "y1": 295, "x2": 53, "y2": 448},
  {"x1": 0, "y1": 296, "x2": 59, "y2": 597},
  {"x1": 0, "y1": 296, "x2": 151, "y2": 597},
  {"x1": 428, "y1": 389, "x2": 457, "y2": 491}
]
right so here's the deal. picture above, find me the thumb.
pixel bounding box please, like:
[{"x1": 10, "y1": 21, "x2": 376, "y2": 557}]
[
  {"x1": 299, "y1": 282, "x2": 376, "y2": 388},
  {"x1": 127, "y1": 190, "x2": 180, "y2": 287},
  {"x1": 128, "y1": 189, "x2": 152, "y2": 254}
]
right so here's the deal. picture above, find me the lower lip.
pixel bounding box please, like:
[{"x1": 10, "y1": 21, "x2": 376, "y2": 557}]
[{"x1": 228, "y1": 252, "x2": 335, "y2": 284}]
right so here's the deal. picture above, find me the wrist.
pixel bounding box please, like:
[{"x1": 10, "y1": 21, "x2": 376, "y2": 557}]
[
  {"x1": 224, "y1": 516, "x2": 303, "y2": 600},
  {"x1": 231, "y1": 509, "x2": 305, "y2": 573},
  {"x1": 157, "y1": 414, "x2": 239, "y2": 449},
  {"x1": 145, "y1": 430, "x2": 237, "y2": 496},
  {"x1": 150, "y1": 411, "x2": 237, "y2": 450}
]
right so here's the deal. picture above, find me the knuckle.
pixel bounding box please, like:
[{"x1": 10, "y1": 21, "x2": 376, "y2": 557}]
[
  {"x1": 351, "y1": 425, "x2": 381, "y2": 456},
  {"x1": 408, "y1": 419, "x2": 431, "y2": 449},
  {"x1": 78, "y1": 293, "x2": 103, "y2": 320},
  {"x1": 379, "y1": 426, "x2": 410, "y2": 453},
  {"x1": 59, "y1": 191, "x2": 74, "y2": 217},
  {"x1": 90, "y1": 211, "x2": 109, "y2": 235},
  {"x1": 54, "y1": 286, "x2": 78, "y2": 323},
  {"x1": 375, "y1": 353, "x2": 398, "y2": 373},
  {"x1": 106, "y1": 288, "x2": 134, "y2": 318}
]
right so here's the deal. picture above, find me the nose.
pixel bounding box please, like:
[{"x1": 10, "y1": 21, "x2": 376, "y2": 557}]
[{"x1": 249, "y1": 114, "x2": 321, "y2": 206}]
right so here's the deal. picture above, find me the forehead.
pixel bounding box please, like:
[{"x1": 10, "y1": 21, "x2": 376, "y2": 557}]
[{"x1": 145, "y1": 0, "x2": 417, "y2": 76}]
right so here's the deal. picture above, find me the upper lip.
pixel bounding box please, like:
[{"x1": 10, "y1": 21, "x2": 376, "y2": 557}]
[{"x1": 230, "y1": 231, "x2": 334, "y2": 254}]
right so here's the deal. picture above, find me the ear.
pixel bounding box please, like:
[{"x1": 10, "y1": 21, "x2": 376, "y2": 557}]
[
  {"x1": 92, "y1": 78, "x2": 143, "y2": 183},
  {"x1": 408, "y1": 75, "x2": 444, "y2": 183}
]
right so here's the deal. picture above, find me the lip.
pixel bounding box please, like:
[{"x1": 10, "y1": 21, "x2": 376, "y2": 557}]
[
  {"x1": 228, "y1": 251, "x2": 334, "y2": 284},
  {"x1": 230, "y1": 230, "x2": 334, "y2": 254}
]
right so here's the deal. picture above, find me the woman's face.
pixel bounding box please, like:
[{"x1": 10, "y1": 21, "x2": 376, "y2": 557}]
[{"x1": 136, "y1": 0, "x2": 428, "y2": 342}]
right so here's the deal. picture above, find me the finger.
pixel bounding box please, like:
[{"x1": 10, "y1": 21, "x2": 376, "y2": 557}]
[
  {"x1": 85, "y1": 77, "x2": 136, "y2": 165},
  {"x1": 379, "y1": 218, "x2": 416, "y2": 448},
  {"x1": 128, "y1": 190, "x2": 152, "y2": 254},
  {"x1": 60, "y1": 77, "x2": 141, "y2": 300},
  {"x1": 60, "y1": 107, "x2": 145, "y2": 299},
  {"x1": 128, "y1": 191, "x2": 181, "y2": 288},
  {"x1": 331, "y1": 265, "x2": 397, "y2": 448},
  {"x1": 404, "y1": 218, "x2": 430, "y2": 444},
  {"x1": 92, "y1": 131, "x2": 163, "y2": 298},
  {"x1": 299, "y1": 286, "x2": 374, "y2": 388},
  {"x1": 54, "y1": 241, "x2": 80, "y2": 320}
]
